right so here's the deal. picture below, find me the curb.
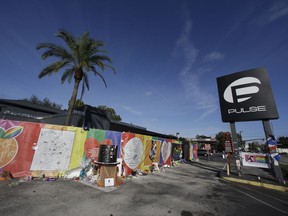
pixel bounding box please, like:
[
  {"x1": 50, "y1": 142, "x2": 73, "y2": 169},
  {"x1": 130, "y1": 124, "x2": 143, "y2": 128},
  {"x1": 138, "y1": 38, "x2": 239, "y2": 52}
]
[{"x1": 221, "y1": 176, "x2": 288, "y2": 192}]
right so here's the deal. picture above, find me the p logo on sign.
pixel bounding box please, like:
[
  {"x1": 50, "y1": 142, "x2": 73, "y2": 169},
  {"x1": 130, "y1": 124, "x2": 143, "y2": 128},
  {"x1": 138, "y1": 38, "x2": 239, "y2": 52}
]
[
  {"x1": 223, "y1": 77, "x2": 261, "y2": 104},
  {"x1": 217, "y1": 67, "x2": 279, "y2": 122}
]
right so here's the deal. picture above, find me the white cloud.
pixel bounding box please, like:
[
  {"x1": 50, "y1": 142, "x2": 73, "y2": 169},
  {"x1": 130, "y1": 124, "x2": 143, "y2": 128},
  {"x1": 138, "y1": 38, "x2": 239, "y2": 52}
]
[
  {"x1": 142, "y1": 118, "x2": 158, "y2": 128},
  {"x1": 203, "y1": 52, "x2": 225, "y2": 63},
  {"x1": 253, "y1": 1, "x2": 288, "y2": 24},
  {"x1": 174, "y1": 16, "x2": 218, "y2": 121},
  {"x1": 145, "y1": 91, "x2": 152, "y2": 96},
  {"x1": 174, "y1": 18, "x2": 198, "y2": 66},
  {"x1": 267, "y1": 1, "x2": 288, "y2": 22},
  {"x1": 121, "y1": 105, "x2": 143, "y2": 115}
]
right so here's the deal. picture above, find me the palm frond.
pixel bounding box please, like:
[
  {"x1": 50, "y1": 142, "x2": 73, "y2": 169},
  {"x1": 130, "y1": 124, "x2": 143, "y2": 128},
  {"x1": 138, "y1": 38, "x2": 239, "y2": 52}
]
[
  {"x1": 91, "y1": 55, "x2": 113, "y2": 64},
  {"x1": 61, "y1": 67, "x2": 76, "y2": 84},
  {"x1": 90, "y1": 66, "x2": 107, "y2": 87},
  {"x1": 95, "y1": 61, "x2": 105, "y2": 71},
  {"x1": 36, "y1": 43, "x2": 59, "y2": 50},
  {"x1": 38, "y1": 61, "x2": 69, "y2": 78},
  {"x1": 95, "y1": 49, "x2": 108, "y2": 53},
  {"x1": 78, "y1": 33, "x2": 95, "y2": 61},
  {"x1": 37, "y1": 42, "x2": 75, "y2": 63},
  {"x1": 83, "y1": 73, "x2": 89, "y2": 90},
  {"x1": 88, "y1": 40, "x2": 105, "y2": 52},
  {"x1": 80, "y1": 81, "x2": 86, "y2": 101},
  {"x1": 56, "y1": 30, "x2": 77, "y2": 51},
  {"x1": 103, "y1": 63, "x2": 116, "y2": 74},
  {"x1": 79, "y1": 73, "x2": 90, "y2": 100}
]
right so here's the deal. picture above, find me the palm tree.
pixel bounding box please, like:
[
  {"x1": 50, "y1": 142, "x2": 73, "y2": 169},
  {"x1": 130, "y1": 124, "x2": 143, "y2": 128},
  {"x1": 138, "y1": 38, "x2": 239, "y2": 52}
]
[{"x1": 37, "y1": 30, "x2": 115, "y2": 125}]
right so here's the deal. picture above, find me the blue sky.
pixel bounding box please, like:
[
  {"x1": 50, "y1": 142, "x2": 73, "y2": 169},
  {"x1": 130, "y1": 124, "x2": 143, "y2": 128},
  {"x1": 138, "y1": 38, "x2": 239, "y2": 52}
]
[{"x1": 0, "y1": 0, "x2": 287, "y2": 140}]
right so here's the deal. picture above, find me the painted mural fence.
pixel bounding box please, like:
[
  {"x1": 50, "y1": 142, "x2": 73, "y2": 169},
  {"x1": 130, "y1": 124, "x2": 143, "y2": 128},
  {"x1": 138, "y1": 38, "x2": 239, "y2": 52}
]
[
  {"x1": 0, "y1": 119, "x2": 181, "y2": 179},
  {"x1": 189, "y1": 144, "x2": 199, "y2": 161}
]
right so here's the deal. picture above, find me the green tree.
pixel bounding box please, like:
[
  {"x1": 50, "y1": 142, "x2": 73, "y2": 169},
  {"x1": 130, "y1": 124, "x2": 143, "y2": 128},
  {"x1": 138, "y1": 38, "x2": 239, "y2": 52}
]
[
  {"x1": 74, "y1": 99, "x2": 85, "y2": 108},
  {"x1": 195, "y1": 135, "x2": 211, "y2": 139},
  {"x1": 215, "y1": 131, "x2": 230, "y2": 152},
  {"x1": 97, "y1": 105, "x2": 121, "y2": 122},
  {"x1": 22, "y1": 95, "x2": 62, "y2": 110},
  {"x1": 278, "y1": 136, "x2": 288, "y2": 148},
  {"x1": 37, "y1": 30, "x2": 115, "y2": 125}
]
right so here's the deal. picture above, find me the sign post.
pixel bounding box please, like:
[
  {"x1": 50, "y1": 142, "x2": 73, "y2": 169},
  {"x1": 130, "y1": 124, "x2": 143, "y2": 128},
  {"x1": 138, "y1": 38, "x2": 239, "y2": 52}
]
[
  {"x1": 217, "y1": 67, "x2": 283, "y2": 183},
  {"x1": 224, "y1": 132, "x2": 232, "y2": 175},
  {"x1": 230, "y1": 122, "x2": 242, "y2": 176}
]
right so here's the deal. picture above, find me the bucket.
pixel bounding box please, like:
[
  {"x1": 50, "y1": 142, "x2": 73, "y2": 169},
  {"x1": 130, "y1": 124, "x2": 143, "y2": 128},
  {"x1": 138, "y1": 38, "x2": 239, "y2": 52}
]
[{"x1": 98, "y1": 145, "x2": 118, "y2": 163}]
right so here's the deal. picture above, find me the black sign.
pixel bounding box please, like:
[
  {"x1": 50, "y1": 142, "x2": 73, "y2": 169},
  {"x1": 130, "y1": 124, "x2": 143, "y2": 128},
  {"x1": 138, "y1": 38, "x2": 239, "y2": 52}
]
[{"x1": 217, "y1": 68, "x2": 279, "y2": 122}]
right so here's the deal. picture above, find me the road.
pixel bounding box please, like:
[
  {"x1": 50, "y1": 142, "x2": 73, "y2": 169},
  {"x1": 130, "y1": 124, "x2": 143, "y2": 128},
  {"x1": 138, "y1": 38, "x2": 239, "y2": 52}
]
[
  {"x1": 279, "y1": 154, "x2": 288, "y2": 166},
  {"x1": 1, "y1": 161, "x2": 287, "y2": 216},
  {"x1": 219, "y1": 178, "x2": 288, "y2": 215}
]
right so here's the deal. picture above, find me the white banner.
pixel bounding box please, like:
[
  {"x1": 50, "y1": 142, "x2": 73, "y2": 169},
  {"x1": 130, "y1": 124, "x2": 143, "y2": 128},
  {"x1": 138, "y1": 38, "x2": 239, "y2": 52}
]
[{"x1": 240, "y1": 152, "x2": 270, "y2": 169}]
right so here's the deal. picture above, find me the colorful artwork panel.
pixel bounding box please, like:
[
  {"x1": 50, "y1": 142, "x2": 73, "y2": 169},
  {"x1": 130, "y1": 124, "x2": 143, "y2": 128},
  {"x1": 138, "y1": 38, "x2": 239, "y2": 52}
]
[
  {"x1": 160, "y1": 139, "x2": 172, "y2": 166},
  {"x1": 190, "y1": 144, "x2": 198, "y2": 161},
  {"x1": 171, "y1": 143, "x2": 182, "y2": 161},
  {"x1": 0, "y1": 125, "x2": 22, "y2": 168},
  {"x1": 189, "y1": 144, "x2": 193, "y2": 161},
  {"x1": 153, "y1": 139, "x2": 162, "y2": 164},
  {"x1": 0, "y1": 120, "x2": 41, "y2": 177},
  {"x1": 30, "y1": 128, "x2": 75, "y2": 171},
  {"x1": 105, "y1": 130, "x2": 122, "y2": 157},
  {"x1": 66, "y1": 127, "x2": 87, "y2": 170},
  {"x1": 84, "y1": 129, "x2": 103, "y2": 161},
  {"x1": 140, "y1": 136, "x2": 161, "y2": 171},
  {"x1": 121, "y1": 133, "x2": 144, "y2": 175},
  {"x1": 83, "y1": 129, "x2": 121, "y2": 161}
]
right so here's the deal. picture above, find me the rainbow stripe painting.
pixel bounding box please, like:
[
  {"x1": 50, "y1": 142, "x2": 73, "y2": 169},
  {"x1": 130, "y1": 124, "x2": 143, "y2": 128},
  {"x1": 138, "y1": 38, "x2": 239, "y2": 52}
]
[
  {"x1": 255, "y1": 156, "x2": 266, "y2": 164},
  {"x1": 3, "y1": 126, "x2": 23, "y2": 139}
]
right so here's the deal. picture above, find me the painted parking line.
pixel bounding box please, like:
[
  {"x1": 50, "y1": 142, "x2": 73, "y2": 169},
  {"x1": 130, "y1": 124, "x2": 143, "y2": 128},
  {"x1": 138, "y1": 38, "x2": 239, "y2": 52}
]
[
  {"x1": 221, "y1": 179, "x2": 288, "y2": 215},
  {"x1": 222, "y1": 176, "x2": 288, "y2": 192},
  {"x1": 228, "y1": 180, "x2": 288, "y2": 205}
]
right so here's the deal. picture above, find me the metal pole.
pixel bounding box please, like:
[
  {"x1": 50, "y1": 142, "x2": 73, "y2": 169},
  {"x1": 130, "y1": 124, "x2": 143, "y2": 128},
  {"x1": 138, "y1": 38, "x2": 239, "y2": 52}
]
[
  {"x1": 230, "y1": 122, "x2": 242, "y2": 176},
  {"x1": 262, "y1": 120, "x2": 284, "y2": 183},
  {"x1": 239, "y1": 131, "x2": 243, "y2": 149}
]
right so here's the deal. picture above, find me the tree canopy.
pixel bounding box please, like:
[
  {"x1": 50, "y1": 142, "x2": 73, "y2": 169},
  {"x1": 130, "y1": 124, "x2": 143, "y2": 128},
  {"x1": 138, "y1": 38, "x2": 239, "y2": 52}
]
[
  {"x1": 97, "y1": 105, "x2": 121, "y2": 122},
  {"x1": 21, "y1": 95, "x2": 62, "y2": 110},
  {"x1": 278, "y1": 136, "x2": 288, "y2": 148},
  {"x1": 37, "y1": 30, "x2": 115, "y2": 125}
]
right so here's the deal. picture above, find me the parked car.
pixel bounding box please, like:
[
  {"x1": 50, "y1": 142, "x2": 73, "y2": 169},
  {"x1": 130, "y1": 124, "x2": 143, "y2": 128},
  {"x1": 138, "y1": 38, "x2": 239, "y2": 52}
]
[{"x1": 198, "y1": 150, "x2": 212, "y2": 156}]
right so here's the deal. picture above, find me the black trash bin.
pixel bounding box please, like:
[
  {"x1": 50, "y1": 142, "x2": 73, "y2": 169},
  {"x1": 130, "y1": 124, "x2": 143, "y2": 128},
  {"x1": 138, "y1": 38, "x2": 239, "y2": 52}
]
[{"x1": 98, "y1": 144, "x2": 118, "y2": 163}]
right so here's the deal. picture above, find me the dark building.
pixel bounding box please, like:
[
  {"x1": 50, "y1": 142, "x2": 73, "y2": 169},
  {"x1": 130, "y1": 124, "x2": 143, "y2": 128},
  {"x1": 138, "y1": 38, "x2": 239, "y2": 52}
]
[
  {"x1": 0, "y1": 99, "x2": 66, "y2": 123},
  {"x1": 0, "y1": 99, "x2": 175, "y2": 139}
]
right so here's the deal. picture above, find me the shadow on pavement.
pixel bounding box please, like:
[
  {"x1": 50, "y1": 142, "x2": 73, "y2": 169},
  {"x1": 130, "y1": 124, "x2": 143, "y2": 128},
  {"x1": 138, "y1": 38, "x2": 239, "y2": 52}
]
[{"x1": 186, "y1": 161, "x2": 221, "y2": 174}]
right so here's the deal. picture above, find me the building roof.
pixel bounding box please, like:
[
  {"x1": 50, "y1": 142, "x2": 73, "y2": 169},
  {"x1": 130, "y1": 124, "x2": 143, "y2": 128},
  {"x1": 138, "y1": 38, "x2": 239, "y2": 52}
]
[
  {"x1": 0, "y1": 98, "x2": 177, "y2": 140},
  {"x1": 110, "y1": 120, "x2": 176, "y2": 139},
  {"x1": 0, "y1": 99, "x2": 65, "y2": 115}
]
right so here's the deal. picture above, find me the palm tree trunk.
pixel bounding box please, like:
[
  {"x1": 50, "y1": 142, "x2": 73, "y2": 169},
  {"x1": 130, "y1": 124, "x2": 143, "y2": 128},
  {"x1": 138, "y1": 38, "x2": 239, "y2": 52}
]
[{"x1": 65, "y1": 79, "x2": 81, "y2": 126}]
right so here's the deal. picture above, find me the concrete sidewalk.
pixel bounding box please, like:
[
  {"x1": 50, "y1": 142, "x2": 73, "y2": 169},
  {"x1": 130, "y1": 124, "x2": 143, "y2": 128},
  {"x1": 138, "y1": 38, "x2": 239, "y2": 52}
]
[{"x1": 191, "y1": 159, "x2": 288, "y2": 192}]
